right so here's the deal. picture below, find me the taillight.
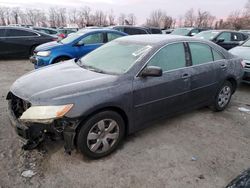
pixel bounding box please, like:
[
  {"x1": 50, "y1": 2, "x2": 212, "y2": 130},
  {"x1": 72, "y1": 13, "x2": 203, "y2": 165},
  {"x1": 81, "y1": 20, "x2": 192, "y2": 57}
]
[
  {"x1": 58, "y1": 33, "x2": 65, "y2": 38},
  {"x1": 241, "y1": 60, "x2": 246, "y2": 68}
]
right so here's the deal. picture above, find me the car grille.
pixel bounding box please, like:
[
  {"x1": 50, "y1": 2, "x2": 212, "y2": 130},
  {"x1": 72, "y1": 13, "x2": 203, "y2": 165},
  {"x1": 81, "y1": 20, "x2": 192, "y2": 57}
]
[
  {"x1": 246, "y1": 61, "x2": 250, "y2": 69},
  {"x1": 9, "y1": 93, "x2": 31, "y2": 119}
]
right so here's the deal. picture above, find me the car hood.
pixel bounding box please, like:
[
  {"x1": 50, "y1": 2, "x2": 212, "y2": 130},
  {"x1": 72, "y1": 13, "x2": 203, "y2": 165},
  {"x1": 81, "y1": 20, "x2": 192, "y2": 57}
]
[
  {"x1": 10, "y1": 60, "x2": 118, "y2": 105},
  {"x1": 229, "y1": 46, "x2": 250, "y2": 61},
  {"x1": 35, "y1": 41, "x2": 63, "y2": 51}
]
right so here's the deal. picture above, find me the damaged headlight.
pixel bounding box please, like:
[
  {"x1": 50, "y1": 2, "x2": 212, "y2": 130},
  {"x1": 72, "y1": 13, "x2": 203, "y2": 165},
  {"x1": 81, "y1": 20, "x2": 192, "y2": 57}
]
[
  {"x1": 37, "y1": 51, "x2": 51, "y2": 57},
  {"x1": 20, "y1": 104, "x2": 73, "y2": 123}
]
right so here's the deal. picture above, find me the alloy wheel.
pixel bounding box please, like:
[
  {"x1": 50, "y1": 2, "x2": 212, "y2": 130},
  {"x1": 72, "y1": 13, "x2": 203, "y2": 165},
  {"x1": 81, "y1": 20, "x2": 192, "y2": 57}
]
[{"x1": 87, "y1": 119, "x2": 119, "y2": 154}]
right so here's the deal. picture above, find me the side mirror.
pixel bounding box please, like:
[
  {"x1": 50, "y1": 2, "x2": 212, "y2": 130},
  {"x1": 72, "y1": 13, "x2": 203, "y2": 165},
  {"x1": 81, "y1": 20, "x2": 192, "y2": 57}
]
[
  {"x1": 190, "y1": 32, "x2": 196, "y2": 36},
  {"x1": 140, "y1": 66, "x2": 163, "y2": 77},
  {"x1": 75, "y1": 41, "x2": 84, "y2": 46},
  {"x1": 216, "y1": 38, "x2": 225, "y2": 43}
]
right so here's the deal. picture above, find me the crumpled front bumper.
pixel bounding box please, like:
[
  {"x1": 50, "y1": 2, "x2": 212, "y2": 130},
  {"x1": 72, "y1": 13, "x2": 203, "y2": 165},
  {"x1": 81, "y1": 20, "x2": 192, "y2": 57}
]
[{"x1": 7, "y1": 98, "x2": 80, "y2": 153}]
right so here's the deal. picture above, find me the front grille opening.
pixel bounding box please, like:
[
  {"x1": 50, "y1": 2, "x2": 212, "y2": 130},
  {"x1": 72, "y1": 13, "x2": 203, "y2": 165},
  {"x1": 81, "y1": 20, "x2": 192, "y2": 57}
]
[{"x1": 10, "y1": 93, "x2": 31, "y2": 119}]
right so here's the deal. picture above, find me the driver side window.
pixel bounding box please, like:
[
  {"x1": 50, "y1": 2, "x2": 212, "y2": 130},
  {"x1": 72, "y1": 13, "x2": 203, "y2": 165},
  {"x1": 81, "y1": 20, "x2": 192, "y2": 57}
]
[
  {"x1": 79, "y1": 33, "x2": 103, "y2": 45},
  {"x1": 147, "y1": 43, "x2": 186, "y2": 72}
]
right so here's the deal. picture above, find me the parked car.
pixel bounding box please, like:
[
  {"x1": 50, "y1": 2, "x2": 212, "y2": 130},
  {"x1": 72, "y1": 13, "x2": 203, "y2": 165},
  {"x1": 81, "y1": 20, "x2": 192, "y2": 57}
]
[
  {"x1": 239, "y1": 30, "x2": 250, "y2": 36},
  {"x1": 162, "y1": 29, "x2": 174, "y2": 34},
  {"x1": 229, "y1": 38, "x2": 250, "y2": 83},
  {"x1": 0, "y1": 26, "x2": 57, "y2": 58},
  {"x1": 194, "y1": 30, "x2": 249, "y2": 50},
  {"x1": 146, "y1": 27, "x2": 162, "y2": 34},
  {"x1": 112, "y1": 25, "x2": 150, "y2": 35},
  {"x1": 57, "y1": 28, "x2": 77, "y2": 38},
  {"x1": 170, "y1": 27, "x2": 208, "y2": 36},
  {"x1": 30, "y1": 29, "x2": 127, "y2": 68},
  {"x1": 31, "y1": 27, "x2": 59, "y2": 37},
  {"x1": 7, "y1": 35, "x2": 244, "y2": 159}
]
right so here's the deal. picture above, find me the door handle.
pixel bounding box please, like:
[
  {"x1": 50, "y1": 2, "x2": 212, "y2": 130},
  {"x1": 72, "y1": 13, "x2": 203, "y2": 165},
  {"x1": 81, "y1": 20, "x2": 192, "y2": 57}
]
[{"x1": 182, "y1": 73, "x2": 190, "y2": 79}]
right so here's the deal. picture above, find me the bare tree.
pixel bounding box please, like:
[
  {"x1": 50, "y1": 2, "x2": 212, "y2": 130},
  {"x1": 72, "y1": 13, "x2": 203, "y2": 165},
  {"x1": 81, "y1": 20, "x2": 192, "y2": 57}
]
[
  {"x1": 11, "y1": 7, "x2": 21, "y2": 24},
  {"x1": 68, "y1": 8, "x2": 78, "y2": 25},
  {"x1": 118, "y1": 13, "x2": 126, "y2": 25},
  {"x1": 146, "y1": 9, "x2": 174, "y2": 29},
  {"x1": 127, "y1": 13, "x2": 136, "y2": 25},
  {"x1": 146, "y1": 9, "x2": 164, "y2": 27},
  {"x1": 0, "y1": 6, "x2": 7, "y2": 25},
  {"x1": 49, "y1": 8, "x2": 57, "y2": 27},
  {"x1": 184, "y1": 8, "x2": 196, "y2": 27},
  {"x1": 108, "y1": 9, "x2": 115, "y2": 25},
  {"x1": 91, "y1": 10, "x2": 107, "y2": 26},
  {"x1": 195, "y1": 10, "x2": 215, "y2": 28}
]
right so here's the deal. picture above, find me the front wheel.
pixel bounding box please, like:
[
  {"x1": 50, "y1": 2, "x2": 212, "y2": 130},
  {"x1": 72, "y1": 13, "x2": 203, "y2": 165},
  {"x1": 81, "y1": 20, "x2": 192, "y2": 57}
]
[
  {"x1": 77, "y1": 111, "x2": 125, "y2": 159},
  {"x1": 212, "y1": 81, "x2": 233, "y2": 111}
]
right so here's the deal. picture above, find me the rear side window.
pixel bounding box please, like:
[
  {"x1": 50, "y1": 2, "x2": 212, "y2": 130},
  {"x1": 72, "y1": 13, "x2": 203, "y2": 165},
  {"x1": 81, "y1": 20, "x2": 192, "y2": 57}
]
[
  {"x1": 148, "y1": 43, "x2": 186, "y2": 72},
  {"x1": 151, "y1": 29, "x2": 162, "y2": 34},
  {"x1": 189, "y1": 42, "x2": 213, "y2": 65},
  {"x1": 232, "y1": 33, "x2": 243, "y2": 41},
  {"x1": 0, "y1": 29, "x2": 6, "y2": 37},
  {"x1": 6, "y1": 29, "x2": 37, "y2": 37},
  {"x1": 212, "y1": 49, "x2": 224, "y2": 61},
  {"x1": 113, "y1": 27, "x2": 124, "y2": 32},
  {"x1": 80, "y1": 33, "x2": 103, "y2": 45},
  {"x1": 124, "y1": 28, "x2": 147, "y2": 35},
  {"x1": 107, "y1": 32, "x2": 123, "y2": 42}
]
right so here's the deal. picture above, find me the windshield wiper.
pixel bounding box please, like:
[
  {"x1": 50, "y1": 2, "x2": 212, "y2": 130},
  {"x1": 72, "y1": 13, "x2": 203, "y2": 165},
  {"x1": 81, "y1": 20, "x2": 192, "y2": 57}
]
[{"x1": 81, "y1": 64, "x2": 106, "y2": 74}]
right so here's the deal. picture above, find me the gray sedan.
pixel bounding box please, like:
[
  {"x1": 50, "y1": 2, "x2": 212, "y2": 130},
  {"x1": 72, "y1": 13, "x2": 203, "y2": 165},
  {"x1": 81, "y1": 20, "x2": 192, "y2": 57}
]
[{"x1": 7, "y1": 35, "x2": 244, "y2": 159}]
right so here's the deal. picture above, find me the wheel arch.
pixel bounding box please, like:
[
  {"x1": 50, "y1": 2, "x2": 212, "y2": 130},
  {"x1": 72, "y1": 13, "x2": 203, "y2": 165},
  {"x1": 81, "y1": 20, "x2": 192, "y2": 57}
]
[
  {"x1": 226, "y1": 76, "x2": 237, "y2": 93},
  {"x1": 74, "y1": 106, "x2": 130, "y2": 145},
  {"x1": 51, "y1": 55, "x2": 73, "y2": 64}
]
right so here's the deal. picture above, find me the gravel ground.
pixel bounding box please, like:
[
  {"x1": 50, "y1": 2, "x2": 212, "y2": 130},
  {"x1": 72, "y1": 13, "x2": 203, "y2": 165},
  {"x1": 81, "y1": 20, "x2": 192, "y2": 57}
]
[{"x1": 0, "y1": 60, "x2": 250, "y2": 188}]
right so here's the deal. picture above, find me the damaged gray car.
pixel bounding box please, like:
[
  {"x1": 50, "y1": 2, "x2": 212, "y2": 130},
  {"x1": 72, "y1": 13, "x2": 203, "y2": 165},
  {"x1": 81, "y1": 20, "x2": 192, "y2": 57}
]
[{"x1": 7, "y1": 35, "x2": 244, "y2": 159}]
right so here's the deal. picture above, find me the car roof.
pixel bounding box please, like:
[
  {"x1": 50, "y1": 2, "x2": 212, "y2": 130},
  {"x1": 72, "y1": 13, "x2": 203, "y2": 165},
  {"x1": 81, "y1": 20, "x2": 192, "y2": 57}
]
[
  {"x1": 113, "y1": 25, "x2": 149, "y2": 30},
  {"x1": 206, "y1": 29, "x2": 246, "y2": 34},
  {"x1": 115, "y1": 34, "x2": 191, "y2": 45},
  {"x1": 77, "y1": 28, "x2": 127, "y2": 34},
  {"x1": 0, "y1": 26, "x2": 55, "y2": 37},
  {"x1": 32, "y1": 27, "x2": 57, "y2": 31}
]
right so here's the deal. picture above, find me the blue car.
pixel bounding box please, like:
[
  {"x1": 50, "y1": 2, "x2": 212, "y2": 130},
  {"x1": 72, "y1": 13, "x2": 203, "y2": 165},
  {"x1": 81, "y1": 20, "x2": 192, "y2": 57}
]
[{"x1": 30, "y1": 29, "x2": 127, "y2": 69}]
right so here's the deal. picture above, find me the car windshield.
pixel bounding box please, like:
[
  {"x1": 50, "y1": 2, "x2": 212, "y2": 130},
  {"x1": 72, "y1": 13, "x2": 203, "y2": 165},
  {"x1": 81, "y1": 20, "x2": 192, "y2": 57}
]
[
  {"x1": 171, "y1": 28, "x2": 191, "y2": 36},
  {"x1": 242, "y1": 38, "x2": 250, "y2": 47},
  {"x1": 60, "y1": 32, "x2": 85, "y2": 44},
  {"x1": 77, "y1": 41, "x2": 152, "y2": 75},
  {"x1": 194, "y1": 31, "x2": 219, "y2": 40}
]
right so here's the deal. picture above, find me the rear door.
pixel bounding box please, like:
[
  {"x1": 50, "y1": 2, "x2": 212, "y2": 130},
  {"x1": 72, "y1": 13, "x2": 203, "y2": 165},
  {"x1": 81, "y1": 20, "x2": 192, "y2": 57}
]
[
  {"x1": 74, "y1": 32, "x2": 104, "y2": 58},
  {"x1": 187, "y1": 42, "x2": 220, "y2": 106},
  {"x1": 132, "y1": 42, "x2": 191, "y2": 130}
]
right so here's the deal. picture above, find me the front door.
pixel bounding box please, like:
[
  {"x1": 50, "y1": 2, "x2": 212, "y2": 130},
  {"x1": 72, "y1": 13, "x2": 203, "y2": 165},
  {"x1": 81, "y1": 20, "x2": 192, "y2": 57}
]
[{"x1": 132, "y1": 42, "x2": 191, "y2": 131}]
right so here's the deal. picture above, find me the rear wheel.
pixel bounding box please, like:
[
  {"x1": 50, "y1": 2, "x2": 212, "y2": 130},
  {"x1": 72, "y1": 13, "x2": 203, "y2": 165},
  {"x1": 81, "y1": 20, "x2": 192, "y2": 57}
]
[
  {"x1": 212, "y1": 81, "x2": 233, "y2": 111},
  {"x1": 77, "y1": 111, "x2": 125, "y2": 159},
  {"x1": 29, "y1": 45, "x2": 37, "y2": 56}
]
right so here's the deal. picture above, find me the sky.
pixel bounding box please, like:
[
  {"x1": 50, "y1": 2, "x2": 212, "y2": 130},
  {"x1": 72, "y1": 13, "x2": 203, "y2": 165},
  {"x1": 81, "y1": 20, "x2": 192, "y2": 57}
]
[{"x1": 0, "y1": 0, "x2": 248, "y2": 24}]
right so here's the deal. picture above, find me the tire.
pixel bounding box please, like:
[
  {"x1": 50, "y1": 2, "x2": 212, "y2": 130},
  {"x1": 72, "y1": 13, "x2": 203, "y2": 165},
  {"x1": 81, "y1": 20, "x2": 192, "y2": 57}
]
[
  {"x1": 77, "y1": 111, "x2": 125, "y2": 159},
  {"x1": 212, "y1": 81, "x2": 233, "y2": 112},
  {"x1": 29, "y1": 45, "x2": 37, "y2": 56},
  {"x1": 53, "y1": 57, "x2": 70, "y2": 64}
]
